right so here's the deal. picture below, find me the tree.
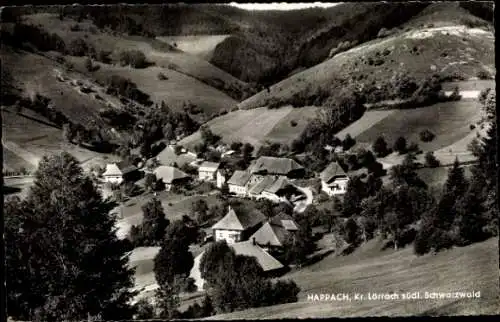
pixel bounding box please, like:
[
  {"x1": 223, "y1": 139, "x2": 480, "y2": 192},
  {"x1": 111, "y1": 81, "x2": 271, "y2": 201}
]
[
  {"x1": 424, "y1": 151, "x2": 440, "y2": 168},
  {"x1": 5, "y1": 152, "x2": 136, "y2": 321},
  {"x1": 62, "y1": 123, "x2": 74, "y2": 143},
  {"x1": 163, "y1": 123, "x2": 175, "y2": 141},
  {"x1": 393, "y1": 136, "x2": 407, "y2": 154},
  {"x1": 85, "y1": 57, "x2": 93, "y2": 71},
  {"x1": 138, "y1": 198, "x2": 169, "y2": 246},
  {"x1": 343, "y1": 175, "x2": 366, "y2": 216},
  {"x1": 192, "y1": 199, "x2": 209, "y2": 225},
  {"x1": 372, "y1": 136, "x2": 389, "y2": 157},
  {"x1": 134, "y1": 298, "x2": 154, "y2": 319},
  {"x1": 230, "y1": 141, "x2": 243, "y2": 153},
  {"x1": 154, "y1": 220, "x2": 195, "y2": 287},
  {"x1": 342, "y1": 134, "x2": 356, "y2": 151},
  {"x1": 343, "y1": 218, "x2": 360, "y2": 246},
  {"x1": 282, "y1": 222, "x2": 315, "y2": 266},
  {"x1": 140, "y1": 141, "x2": 152, "y2": 159},
  {"x1": 419, "y1": 129, "x2": 435, "y2": 142},
  {"x1": 200, "y1": 125, "x2": 220, "y2": 146},
  {"x1": 242, "y1": 143, "x2": 254, "y2": 158},
  {"x1": 144, "y1": 173, "x2": 158, "y2": 192}
]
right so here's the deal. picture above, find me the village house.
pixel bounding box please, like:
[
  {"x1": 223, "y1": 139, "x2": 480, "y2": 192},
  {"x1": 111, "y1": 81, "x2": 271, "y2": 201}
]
[
  {"x1": 190, "y1": 240, "x2": 285, "y2": 290},
  {"x1": 250, "y1": 213, "x2": 299, "y2": 251},
  {"x1": 226, "y1": 170, "x2": 252, "y2": 196},
  {"x1": 198, "y1": 161, "x2": 220, "y2": 181},
  {"x1": 211, "y1": 205, "x2": 267, "y2": 244},
  {"x1": 102, "y1": 161, "x2": 139, "y2": 184},
  {"x1": 249, "y1": 156, "x2": 305, "y2": 178},
  {"x1": 153, "y1": 166, "x2": 190, "y2": 191},
  {"x1": 320, "y1": 161, "x2": 349, "y2": 196}
]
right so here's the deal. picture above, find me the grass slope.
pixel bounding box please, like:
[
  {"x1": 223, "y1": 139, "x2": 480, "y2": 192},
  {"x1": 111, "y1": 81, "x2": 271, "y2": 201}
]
[
  {"x1": 207, "y1": 237, "x2": 499, "y2": 319},
  {"x1": 178, "y1": 106, "x2": 320, "y2": 150},
  {"x1": 157, "y1": 34, "x2": 231, "y2": 61}
]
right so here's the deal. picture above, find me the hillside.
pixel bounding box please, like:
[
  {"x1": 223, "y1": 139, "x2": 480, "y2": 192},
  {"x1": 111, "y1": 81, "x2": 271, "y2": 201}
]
[
  {"x1": 207, "y1": 237, "x2": 499, "y2": 319},
  {"x1": 238, "y1": 2, "x2": 494, "y2": 110},
  {"x1": 177, "y1": 105, "x2": 320, "y2": 151}
]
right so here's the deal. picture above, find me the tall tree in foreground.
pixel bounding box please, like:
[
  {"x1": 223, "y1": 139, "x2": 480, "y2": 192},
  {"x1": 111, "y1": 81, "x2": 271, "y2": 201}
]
[{"x1": 5, "y1": 152, "x2": 136, "y2": 321}]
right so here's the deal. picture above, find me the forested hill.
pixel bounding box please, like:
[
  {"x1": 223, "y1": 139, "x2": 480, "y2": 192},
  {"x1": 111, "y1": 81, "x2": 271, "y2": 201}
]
[{"x1": 2, "y1": 2, "x2": 493, "y2": 85}]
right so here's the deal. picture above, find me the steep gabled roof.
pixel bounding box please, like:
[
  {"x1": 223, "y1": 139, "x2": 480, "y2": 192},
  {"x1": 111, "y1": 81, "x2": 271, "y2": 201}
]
[
  {"x1": 154, "y1": 166, "x2": 189, "y2": 184},
  {"x1": 211, "y1": 205, "x2": 266, "y2": 231},
  {"x1": 116, "y1": 161, "x2": 138, "y2": 174},
  {"x1": 264, "y1": 176, "x2": 291, "y2": 194},
  {"x1": 199, "y1": 161, "x2": 220, "y2": 172},
  {"x1": 250, "y1": 156, "x2": 304, "y2": 175},
  {"x1": 231, "y1": 241, "x2": 284, "y2": 271},
  {"x1": 250, "y1": 222, "x2": 291, "y2": 247},
  {"x1": 103, "y1": 163, "x2": 122, "y2": 177},
  {"x1": 270, "y1": 213, "x2": 299, "y2": 231},
  {"x1": 227, "y1": 170, "x2": 252, "y2": 186},
  {"x1": 320, "y1": 161, "x2": 348, "y2": 183},
  {"x1": 248, "y1": 176, "x2": 276, "y2": 195}
]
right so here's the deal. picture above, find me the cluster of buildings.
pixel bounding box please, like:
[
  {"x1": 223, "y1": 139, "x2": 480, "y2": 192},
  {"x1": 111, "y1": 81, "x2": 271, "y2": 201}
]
[
  {"x1": 190, "y1": 203, "x2": 301, "y2": 289},
  {"x1": 101, "y1": 153, "x2": 353, "y2": 200}
]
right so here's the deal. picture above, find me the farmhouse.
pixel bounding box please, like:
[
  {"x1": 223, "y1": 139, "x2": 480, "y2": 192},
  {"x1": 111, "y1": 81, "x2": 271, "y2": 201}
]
[
  {"x1": 260, "y1": 176, "x2": 295, "y2": 203},
  {"x1": 198, "y1": 161, "x2": 220, "y2": 181},
  {"x1": 102, "y1": 161, "x2": 139, "y2": 184},
  {"x1": 250, "y1": 213, "x2": 299, "y2": 250},
  {"x1": 249, "y1": 156, "x2": 305, "y2": 178},
  {"x1": 190, "y1": 240, "x2": 285, "y2": 290},
  {"x1": 153, "y1": 166, "x2": 190, "y2": 191},
  {"x1": 211, "y1": 205, "x2": 267, "y2": 244},
  {"x1": 227, "y1": 170, "x2": 252, "y2": 196},
  {"x1": 320, "y1": 161, "x2": 349, "y2": 196}
]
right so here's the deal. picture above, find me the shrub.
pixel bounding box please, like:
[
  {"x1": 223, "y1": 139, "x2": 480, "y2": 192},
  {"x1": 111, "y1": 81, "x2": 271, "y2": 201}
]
[
  {"x1": 290, "y1": 120, "x2": 298, "y2": 127},
  {"x1": 476, "y1": 70, "x2": 490, "y2": 80},
  {"x1": 393, "y1": 137, "x2": 407, "y2": 154},
  {"x1": 67, "y1": 37, "x2": 90, "y2": 56},
  {"x1": 424, "y1": 151, "x2": 440, "y2": 168},
  {"x1": 97, "y1": 50, "x2": 112, "y2": 64},
  {"x1": 419, "y1": 129, "x2": 435, "y2": 142},
  {"x1": 158, "y1": 72, "x2": 168, "y2": 80},
  {"x1": 119, "y1": 50, "x2": 148, "y2": 69},
  {"x1": 449, "y1": 86, "x2": 462, "y2": 101},
  {"x1": 342, "y1": 134, "x2": 356, "y2": 151},
  {"x1": 469, "y1": 124, "x2": 476, "y2": 130},
  {"x1": 373, "y1": 136, "x2": 389, "y2": 157}
]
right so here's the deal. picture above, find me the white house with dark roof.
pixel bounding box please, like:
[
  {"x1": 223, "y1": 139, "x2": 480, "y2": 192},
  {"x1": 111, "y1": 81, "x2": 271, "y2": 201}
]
[
  {"x1": 198, "y1": 161, "x2": 220, "y2": 181},
  {"x1": 211, "y1": 205, "x2": 267, "y2": 244},
  {"x1": 227, "y1": 170, "x2": 252, "y2": 196},
  {"x1": 249, "y1": 156, "x2": 305, "y2": 178},
  {"x1": 102, "y1": 161, "x2": 139, "y2": 184},
  {"x1": 153, "y1": 166, "x2": 190, "y2": 191},
  {"x1": 320, "y1": 161, "x2": 349, "y2": 196}
]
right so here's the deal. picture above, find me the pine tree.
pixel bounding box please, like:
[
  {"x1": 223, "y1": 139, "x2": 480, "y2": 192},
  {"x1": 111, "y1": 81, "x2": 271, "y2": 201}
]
[
  {"x1": 140, "y1": 198, "x2": 169, "y2": 246},
  {"x1": 5, "y1": 152, "x2": 136, "y2": 321}
]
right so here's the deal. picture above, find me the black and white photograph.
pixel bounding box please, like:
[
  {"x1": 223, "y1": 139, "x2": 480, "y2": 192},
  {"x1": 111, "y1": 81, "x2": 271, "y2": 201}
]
[{"x1": 1, "y1": 2, "x2": 498, "y2": 320}]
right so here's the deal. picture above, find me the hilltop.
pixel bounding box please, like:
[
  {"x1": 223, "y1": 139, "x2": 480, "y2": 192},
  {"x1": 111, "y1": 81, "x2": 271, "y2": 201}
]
[{"x1": 238, "y1": 2, "x2": 494, "y2": 110}]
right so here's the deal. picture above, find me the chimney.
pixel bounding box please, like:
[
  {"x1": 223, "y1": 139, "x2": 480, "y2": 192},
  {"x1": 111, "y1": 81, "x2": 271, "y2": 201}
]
[{"x1": 252, "y1": 237, "x2": 256, "y2": 246}]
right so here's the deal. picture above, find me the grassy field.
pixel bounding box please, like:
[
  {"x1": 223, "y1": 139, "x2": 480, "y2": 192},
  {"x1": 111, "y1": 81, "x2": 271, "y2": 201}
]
[
  {"x1": 156, "y1": 34, "x2": 231, "y2": 60},
  {"x1": 354, "y1": 100, "x2": 482, "y2": 153},
  {"x1": 335, "y1": 110, "x2": 396, "y2": 141},
  {"x1": 2, "y1": 107, "x2": 119, "y2": 172},
  {"x1": 207, "y1": 237, "x2": 499, "y2": 319},
  {"x1": 90, "y1": 63, "x2": 237, "y2": 118},
  {"x1": 179, "y1": 105, "x2": 320, "y2": 150}
]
